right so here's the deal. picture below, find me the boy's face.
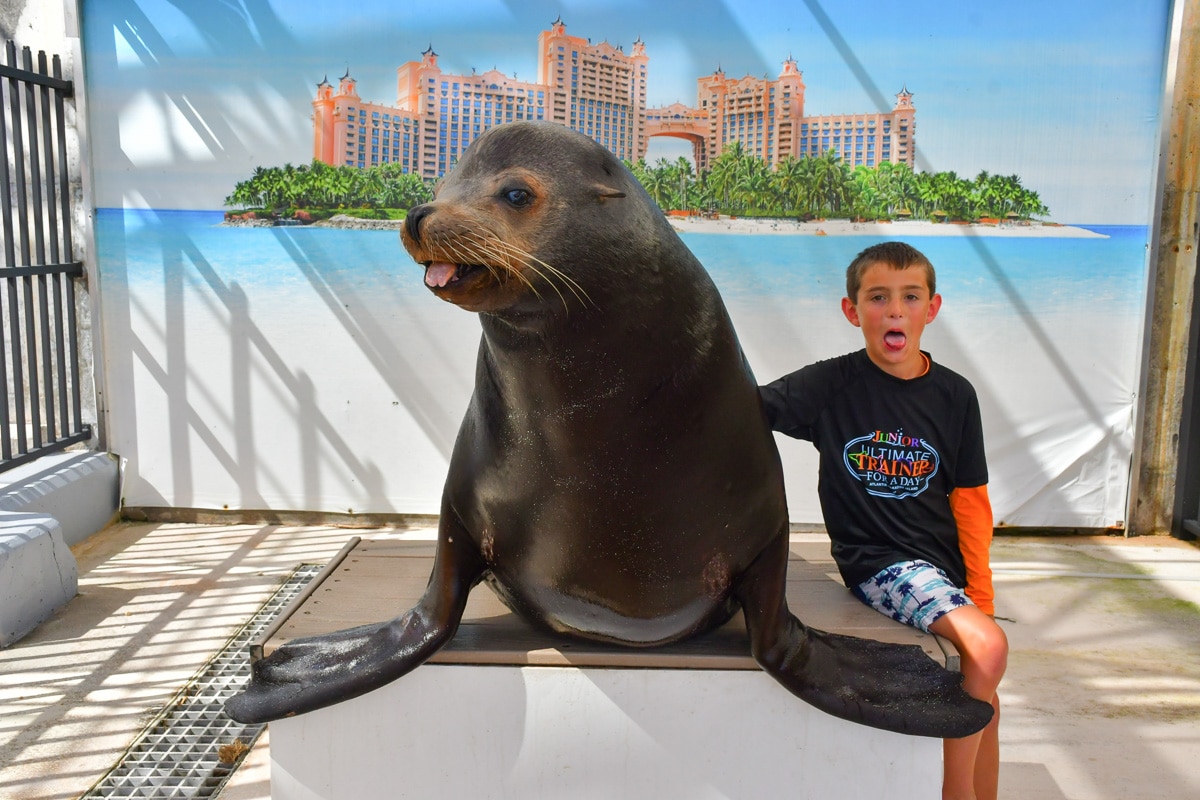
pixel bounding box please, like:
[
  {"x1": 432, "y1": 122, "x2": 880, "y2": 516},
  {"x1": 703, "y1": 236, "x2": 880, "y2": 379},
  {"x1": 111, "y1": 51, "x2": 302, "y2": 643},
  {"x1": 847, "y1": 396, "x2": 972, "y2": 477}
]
[{"x1": 842, "y1": 262, "x2": 942, "y2": 379}]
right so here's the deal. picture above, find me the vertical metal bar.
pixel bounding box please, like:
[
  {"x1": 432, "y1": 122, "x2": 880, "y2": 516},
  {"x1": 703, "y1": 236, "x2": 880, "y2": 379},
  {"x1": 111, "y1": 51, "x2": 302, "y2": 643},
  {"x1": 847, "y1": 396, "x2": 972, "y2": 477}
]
[
  {"x1": 10, "y1": 45, "x2": 31, "y2": 263},
  {"x1": 31, "y1": 50, "x2": 57, "y2": 442},
  {"x1": 19, "y1": 47, "x2": 43, "y2": 449},
  {"x1": 41, "y1": 52, "x2": 61, "y2": 266},
  {"x1": 65, "y1": 272, "x2": 80, "y2": 433},
  {"x1": 51, "y1": 53, "x2": 79, "y2": 438},
  {"x1": 25, "y1": 49, "x2": 45, "y2": 264},
  {"x1": 22, "y1": 275, "x2": 41, "y2": 449},
  {"x1": 0, "y1": 50, "x2": 13, "y2": 459},
  {"x1": 0, "y1": 284, "x2": 9, "y2": 461},
  {"x1": 4, "y1": 41, "x2": 28, "y2": 455},
  {"x1": 4, "y1": 279, "x2": 23, "y2": 455},
  {"x1": 45, "y1": 54, "x2": 69, "y2": 436},
  {"x1": 0, "y1": 43, "x2": 14, "y2": 271},
  {"x1": 52, "y1": 271, "x2": 68, "y2": 438},
  {"x1": 39, "y1": 277, "x2": 58, "y2": 445},
  {"x1": 53, "y1": 55, "x2": 74, "y2": 265}
]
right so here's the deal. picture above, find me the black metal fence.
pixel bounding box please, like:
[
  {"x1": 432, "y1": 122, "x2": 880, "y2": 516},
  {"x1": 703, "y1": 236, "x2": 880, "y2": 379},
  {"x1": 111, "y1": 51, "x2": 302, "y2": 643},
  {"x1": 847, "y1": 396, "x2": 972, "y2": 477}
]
[{"x1": 0, "y1": 40, "x2": 90, "y2": 473}]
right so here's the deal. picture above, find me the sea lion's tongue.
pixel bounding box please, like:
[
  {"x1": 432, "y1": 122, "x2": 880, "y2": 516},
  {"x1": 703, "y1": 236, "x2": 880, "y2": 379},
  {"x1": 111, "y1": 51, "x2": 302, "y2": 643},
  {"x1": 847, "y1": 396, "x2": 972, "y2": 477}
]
[
  {"x1": 425, "y1": 262, "x2": 458, "y2": 288},
  {"x1": 884, "y1": 331, "x2": 906, "y2": 351}
]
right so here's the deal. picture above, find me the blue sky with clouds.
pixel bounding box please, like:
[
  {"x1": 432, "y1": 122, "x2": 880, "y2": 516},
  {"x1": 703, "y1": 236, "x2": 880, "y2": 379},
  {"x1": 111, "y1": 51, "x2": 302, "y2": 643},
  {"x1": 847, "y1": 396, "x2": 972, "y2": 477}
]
[{"x1": 83, "y1": 0, "x2": 1173, "y2": 222}]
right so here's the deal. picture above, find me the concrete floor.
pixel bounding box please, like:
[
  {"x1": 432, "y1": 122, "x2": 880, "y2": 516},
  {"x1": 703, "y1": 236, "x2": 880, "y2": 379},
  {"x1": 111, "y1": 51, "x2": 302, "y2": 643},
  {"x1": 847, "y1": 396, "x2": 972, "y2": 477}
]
[{"x1": 0, "y1": 521, "x2": 1197, "y2": 800}]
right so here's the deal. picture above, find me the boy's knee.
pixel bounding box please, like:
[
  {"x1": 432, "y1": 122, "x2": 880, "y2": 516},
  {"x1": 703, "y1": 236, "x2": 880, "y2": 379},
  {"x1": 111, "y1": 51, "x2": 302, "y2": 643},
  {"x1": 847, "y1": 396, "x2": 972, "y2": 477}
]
[
  {"x1": 976, "y1": 622, "x2": 1009, "y2": 680},
  {"x1": 932, "y1": 608, "x2": 1008, "y2": 680}
]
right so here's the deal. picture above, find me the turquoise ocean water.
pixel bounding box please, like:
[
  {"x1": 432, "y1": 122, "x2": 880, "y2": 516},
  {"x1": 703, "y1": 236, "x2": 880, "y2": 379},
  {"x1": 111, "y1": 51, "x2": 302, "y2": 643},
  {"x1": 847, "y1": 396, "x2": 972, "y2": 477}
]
[{"x1": 96, "y1": 210, "x2": 1148, "y2": 317}]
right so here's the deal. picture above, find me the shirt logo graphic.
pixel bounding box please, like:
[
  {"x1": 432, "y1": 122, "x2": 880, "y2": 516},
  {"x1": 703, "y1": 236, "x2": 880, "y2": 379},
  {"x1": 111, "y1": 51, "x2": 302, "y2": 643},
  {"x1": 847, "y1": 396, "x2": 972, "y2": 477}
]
[{"x1": 843, "y1": 429, "x2": 940, "y2": 499}]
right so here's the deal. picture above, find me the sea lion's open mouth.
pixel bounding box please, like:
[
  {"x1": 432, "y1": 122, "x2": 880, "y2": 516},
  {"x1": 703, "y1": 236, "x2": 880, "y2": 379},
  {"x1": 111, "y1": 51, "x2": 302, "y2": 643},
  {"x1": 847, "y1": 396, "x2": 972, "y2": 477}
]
[{"x1": 424, "y1": 261, "x2": 487, "y2": 289}]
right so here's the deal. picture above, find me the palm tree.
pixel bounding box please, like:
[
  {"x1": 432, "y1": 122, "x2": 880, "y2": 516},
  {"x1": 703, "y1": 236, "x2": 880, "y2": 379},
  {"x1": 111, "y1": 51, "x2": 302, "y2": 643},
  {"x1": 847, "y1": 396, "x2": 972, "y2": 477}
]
[
  {"x1": 810, "y1": 150, "x2": 854, "y2": 215},
  {"x1": 691, "y1": 172, "x2": 718, "y2": 214},
  {"x1": 773, "y1": 156, "x2": 807, "y2": 214},
  {"x1": 727, "y1": 155, "x2": 769, "y2": 213},
  {"x1": 927, "y1": 170, "x2": 966, "y2": 220},
  {"x1": 643, "y1": 160, "x2": 674, "y2": 210},
  {"x1": 625, "y1": 158, "x2": 650, "y2": 189},
  {"x1": 888, "y1": 163, "x2": 918, "y2": 218},
  {"x1": 744, "y1": 162, "x2": 775, "y2": 213},
  {"x1": 675, "y1": 156, "x2": 695, "y2": 210},
  {"x1": 708, "y1": 141, "x2": 745, "y2": 212}
]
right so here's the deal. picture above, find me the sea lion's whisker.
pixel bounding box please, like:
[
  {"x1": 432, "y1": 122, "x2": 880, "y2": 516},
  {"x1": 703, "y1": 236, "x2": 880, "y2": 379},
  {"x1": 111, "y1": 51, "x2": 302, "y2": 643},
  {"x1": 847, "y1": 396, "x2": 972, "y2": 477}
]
[
  {"x1": 455, "y1": 233, "x2": 517, "y2": 279},
  {"x1": 473, "y1": 238, "x2": 550, "y2": 303},
  {"x1": 480, "y1": 237, "x2": 591, "y2": 303},
  {"x1": 457, "y1": 232, "x2": 549, "y2": 303},
  {"x1": 441, "y1": 237, "x2": 480, "y2": 273},
  {"x1": 454, "y1": 234, "x2": 529, "y2": 286},
  {"x1": 442, "y1": 235, "x2": 510, "y2": 287},
  {"x1": 466, "y1": 239, "x2": 560, "y2": 306},
  {"x1": 514, "y1": 262, "x2": 566, "y2": 310},
  {"x1": 473, "y1": 235, "x2": 593, "y2": 310},
  {"x1": 458, "y1": 231, "x2": 523, "y2": 275},
  {"x1": 525, "y1": 254, "x2": 593, "y2": 308}
]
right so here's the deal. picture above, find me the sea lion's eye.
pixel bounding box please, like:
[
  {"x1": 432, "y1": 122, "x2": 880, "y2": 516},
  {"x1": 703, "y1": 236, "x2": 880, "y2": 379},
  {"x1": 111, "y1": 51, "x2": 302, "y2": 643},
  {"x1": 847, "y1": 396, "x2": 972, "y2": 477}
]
[{"x1": 503, "y1": 188, "x2": 532, "y2": 207}]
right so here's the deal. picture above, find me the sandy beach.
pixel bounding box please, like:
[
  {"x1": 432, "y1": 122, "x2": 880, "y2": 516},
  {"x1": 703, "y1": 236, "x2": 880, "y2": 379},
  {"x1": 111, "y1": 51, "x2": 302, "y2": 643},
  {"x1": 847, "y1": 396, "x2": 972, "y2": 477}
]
[
  {"x1": 225, "y1": 212, "x2": 1104, "y2": 237},
  {"x1": 223, "y1": 213, "x2": 1106, "y2": 238},
  {"x1": 667, "y1": 216, "x2": 1107, "y2": 238}
]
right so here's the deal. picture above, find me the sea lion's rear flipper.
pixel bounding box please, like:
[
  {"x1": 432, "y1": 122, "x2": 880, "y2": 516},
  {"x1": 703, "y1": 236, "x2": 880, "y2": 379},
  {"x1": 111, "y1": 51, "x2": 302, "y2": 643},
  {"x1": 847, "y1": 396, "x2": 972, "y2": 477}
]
[
  {"x1": 224, "y1": 513, "x2": 486, "y2": 724},
  {"x1": 735, "y1": 534, "x2": 993, "y2": 738}
]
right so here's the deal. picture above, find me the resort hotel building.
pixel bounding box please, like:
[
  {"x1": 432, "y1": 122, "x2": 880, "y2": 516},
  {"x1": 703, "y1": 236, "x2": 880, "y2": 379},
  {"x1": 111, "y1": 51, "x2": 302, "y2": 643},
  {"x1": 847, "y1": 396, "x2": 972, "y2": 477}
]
[{"x1": 311, "y1": 17, "x2": 915, "y2": 179}]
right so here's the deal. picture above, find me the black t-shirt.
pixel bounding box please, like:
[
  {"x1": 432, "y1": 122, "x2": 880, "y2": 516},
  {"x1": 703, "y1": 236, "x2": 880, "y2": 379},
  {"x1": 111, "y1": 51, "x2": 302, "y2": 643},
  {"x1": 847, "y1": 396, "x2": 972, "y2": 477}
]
[{"x1": 759, "y1": 349, "x2": 988, "y2": 589}]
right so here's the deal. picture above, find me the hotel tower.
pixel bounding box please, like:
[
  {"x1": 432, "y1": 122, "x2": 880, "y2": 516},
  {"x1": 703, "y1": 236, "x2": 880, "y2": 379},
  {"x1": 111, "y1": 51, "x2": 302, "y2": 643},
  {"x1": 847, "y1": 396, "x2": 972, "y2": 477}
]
[{"x1": 312, "y1": 18, "x2": 915, "y2": 179}]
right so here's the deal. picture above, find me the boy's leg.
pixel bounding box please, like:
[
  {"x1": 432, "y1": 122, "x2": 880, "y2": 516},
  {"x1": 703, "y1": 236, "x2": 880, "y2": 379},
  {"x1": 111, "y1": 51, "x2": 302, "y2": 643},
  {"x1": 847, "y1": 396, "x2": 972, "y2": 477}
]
[
  {"x1": 853, "y1": 561, "x2": 1007, "y2": 800},
  {"x1": 975, "y1": 694, "x2": 1002, "y2": 799},
  {"x1": 929, "y1": 605, "x2": 1007, "y2": 800},
  {"x1": 736, "y1": 537, "x2": 992, "y2": 738}
]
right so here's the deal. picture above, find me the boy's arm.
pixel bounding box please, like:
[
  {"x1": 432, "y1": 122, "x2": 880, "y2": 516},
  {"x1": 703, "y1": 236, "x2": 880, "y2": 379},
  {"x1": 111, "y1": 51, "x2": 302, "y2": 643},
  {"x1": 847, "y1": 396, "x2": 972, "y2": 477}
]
[
  {"x1": 758, "y1": 372, "x2": 813, "y2": 439},
  {"x1": 949, "y1": 484, "x2": 995, "y2": 616}
]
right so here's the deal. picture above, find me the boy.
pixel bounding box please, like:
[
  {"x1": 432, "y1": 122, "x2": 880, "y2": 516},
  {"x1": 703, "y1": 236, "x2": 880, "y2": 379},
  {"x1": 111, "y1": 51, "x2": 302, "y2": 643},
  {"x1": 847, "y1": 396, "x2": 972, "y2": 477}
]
[{"x1": 759, "y1": 241, "x2": 1007, "y2": 800}]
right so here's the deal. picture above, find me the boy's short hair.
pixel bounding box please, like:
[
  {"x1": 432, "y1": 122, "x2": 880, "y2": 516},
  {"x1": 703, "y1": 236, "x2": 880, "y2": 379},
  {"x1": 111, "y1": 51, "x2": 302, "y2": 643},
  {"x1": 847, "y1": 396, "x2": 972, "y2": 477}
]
[{"x1": 845, "y1": 241, "x2": 936, "y2": 300}]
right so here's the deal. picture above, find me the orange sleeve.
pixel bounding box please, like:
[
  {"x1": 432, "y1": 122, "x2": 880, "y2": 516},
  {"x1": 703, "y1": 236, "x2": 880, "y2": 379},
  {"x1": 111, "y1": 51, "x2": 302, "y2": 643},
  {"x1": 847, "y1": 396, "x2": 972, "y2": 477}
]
[{"x1": 949, "y1": 484, "x2": 995, "y2": 616}]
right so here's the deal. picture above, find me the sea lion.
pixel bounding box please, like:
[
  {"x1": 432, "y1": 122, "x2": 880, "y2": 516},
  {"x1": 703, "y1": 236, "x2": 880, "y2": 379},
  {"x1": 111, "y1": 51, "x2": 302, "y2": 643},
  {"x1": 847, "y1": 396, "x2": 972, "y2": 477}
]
[{"x1": 225, "y1": 121, "x2": 992, "y2": 738}]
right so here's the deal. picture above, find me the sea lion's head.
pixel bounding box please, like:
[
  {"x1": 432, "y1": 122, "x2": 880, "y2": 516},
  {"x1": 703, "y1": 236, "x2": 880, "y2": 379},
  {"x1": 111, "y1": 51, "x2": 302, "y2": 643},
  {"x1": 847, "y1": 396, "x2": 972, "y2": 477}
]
[{"x1": 401, "y1": 121, "x2": 667, "y2": 315}]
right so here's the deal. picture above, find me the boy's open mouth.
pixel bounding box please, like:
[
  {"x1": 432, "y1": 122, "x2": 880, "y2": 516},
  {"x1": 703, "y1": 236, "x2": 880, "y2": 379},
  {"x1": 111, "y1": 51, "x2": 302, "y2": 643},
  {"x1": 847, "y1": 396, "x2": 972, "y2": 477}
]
[{"x1": 884, "y1": 330, "x2": 907, "y2": 351}]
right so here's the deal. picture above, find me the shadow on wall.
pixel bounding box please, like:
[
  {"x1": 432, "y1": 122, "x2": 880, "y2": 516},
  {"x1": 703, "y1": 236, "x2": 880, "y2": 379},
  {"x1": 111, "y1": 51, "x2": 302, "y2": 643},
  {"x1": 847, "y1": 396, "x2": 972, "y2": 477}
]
[
  {"x1": 81, "y1": 1, "x2": 1135, "y2": 524},
  {"x1": 79, "y1": 0, "x2": 774, "y2": 513}
]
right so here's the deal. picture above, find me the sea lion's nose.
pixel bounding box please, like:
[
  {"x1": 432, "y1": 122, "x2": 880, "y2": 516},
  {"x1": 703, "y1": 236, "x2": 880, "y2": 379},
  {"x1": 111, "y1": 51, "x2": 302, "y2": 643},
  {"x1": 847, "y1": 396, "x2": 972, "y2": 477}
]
[{"x1": 405, "y1": 204, "x2": 433, "y2": 242}]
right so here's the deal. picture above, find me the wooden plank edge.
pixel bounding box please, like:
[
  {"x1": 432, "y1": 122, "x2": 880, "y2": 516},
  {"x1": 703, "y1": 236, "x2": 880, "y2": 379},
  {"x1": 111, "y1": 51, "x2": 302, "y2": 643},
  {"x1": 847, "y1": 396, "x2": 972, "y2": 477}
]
[
  {"x1": 249, "y1": 535, "x2": 362, "y2": 663},
  {"x1": 934, "y1": 633, "x2": 960, "y2": 672},
  {"x1": 429, "y1": 648, "x2": 760, "y2": 670}
]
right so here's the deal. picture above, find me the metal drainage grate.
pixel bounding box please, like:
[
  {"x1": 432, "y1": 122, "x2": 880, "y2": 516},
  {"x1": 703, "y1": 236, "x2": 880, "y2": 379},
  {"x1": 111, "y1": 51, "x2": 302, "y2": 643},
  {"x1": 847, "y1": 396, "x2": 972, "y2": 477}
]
[{"x1": 81, "y1": 564, "x2": 323, "y2": 800}]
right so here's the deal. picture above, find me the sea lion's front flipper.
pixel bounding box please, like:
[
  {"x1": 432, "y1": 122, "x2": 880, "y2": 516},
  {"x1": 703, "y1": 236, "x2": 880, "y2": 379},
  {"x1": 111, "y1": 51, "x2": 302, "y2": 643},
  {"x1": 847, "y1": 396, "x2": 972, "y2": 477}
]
[
  {"x1": 224, "y1": 512, "x2": 486, "y2": 724},
  {"x1": 735, "y1": 534, "x2": 993, "y2": 738}
]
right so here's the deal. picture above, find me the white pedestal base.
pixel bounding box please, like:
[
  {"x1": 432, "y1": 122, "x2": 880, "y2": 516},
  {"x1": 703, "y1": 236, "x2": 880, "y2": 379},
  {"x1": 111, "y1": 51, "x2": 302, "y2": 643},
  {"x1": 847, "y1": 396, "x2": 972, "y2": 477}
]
[{"x1": 269, "y1": 663, "x2": 941, "y2": 800}]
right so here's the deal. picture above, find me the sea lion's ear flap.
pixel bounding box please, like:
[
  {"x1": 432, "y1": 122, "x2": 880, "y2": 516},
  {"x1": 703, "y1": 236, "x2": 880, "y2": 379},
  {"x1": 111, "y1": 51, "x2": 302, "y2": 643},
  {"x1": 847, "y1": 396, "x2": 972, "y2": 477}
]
[{"x1": 595, "y1": 185, "x2": 626, "y2": 201}]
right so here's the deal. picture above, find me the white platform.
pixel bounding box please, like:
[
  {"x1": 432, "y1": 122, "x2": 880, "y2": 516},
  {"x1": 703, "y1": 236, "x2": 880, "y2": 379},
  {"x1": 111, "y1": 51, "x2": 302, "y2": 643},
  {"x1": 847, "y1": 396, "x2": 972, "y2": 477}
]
[
  {"x1": 262, "y1": 538, "x2": 949, "y2": 799},
  {"x1": 269, "y1": 663, "x2": 941, "y2": 800}
]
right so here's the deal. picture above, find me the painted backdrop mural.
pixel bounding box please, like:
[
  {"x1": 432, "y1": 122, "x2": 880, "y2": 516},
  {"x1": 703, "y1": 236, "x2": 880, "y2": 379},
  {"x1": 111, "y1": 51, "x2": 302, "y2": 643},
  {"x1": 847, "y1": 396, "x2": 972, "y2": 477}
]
[{"x1": 80, "y1": 0, "x2": 1171, "y2": 526}]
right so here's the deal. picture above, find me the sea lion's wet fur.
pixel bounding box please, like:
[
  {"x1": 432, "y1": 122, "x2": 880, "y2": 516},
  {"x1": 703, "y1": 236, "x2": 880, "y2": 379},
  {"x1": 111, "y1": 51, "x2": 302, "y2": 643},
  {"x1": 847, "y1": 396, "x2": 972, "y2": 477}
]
[{"x1": 226, "y1": 121, "x2": 993, "y2": 738}]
